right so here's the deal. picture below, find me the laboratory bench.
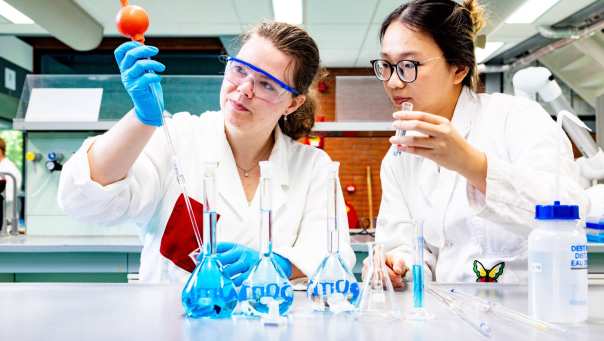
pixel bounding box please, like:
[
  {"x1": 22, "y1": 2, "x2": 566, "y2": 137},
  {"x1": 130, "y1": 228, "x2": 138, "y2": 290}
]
[
  {"x1": 0, "y1": 235, "x2": 141, "y2": 282},
  {"x1": 1, "y1": 234, "x2": 604, "y2": 282},
  {"x1": 0, "y1": 282, "x2": 602, "y2": 341}
]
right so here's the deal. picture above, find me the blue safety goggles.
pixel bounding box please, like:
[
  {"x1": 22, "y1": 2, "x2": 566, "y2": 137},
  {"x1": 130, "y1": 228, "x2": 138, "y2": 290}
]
[{"x1": 222, "y1": 56, "x2": 300, "y2": 97}]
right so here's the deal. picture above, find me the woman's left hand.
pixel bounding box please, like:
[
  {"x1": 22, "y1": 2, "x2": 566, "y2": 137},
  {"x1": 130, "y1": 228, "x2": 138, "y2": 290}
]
[{"x1": 391, "y1": 110, "x2": 487, "y2": 192}]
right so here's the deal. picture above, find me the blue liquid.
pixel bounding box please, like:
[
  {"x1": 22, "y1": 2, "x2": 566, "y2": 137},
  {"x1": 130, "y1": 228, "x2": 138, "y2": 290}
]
[
  {"x1": 181, "y1": 254, "x2": 238, "y2": 318},
  {"x1": 412, "y1": 264, "x2": 424, "y2": 308}
]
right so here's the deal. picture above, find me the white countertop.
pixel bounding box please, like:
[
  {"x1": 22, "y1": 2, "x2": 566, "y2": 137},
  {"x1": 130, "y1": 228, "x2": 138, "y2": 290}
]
[
  {"x1": 0, "y1": 283, "x2": 602, "y2": 341},
  {"x1": 0, "y1": 235, "x2": 142, "y2": 253}
]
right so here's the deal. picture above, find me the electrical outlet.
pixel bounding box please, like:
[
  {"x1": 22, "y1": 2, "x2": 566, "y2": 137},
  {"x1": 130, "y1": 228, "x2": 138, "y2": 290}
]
[{"x1": 4, "y1": 67, "x2": 16, "y2": 91}]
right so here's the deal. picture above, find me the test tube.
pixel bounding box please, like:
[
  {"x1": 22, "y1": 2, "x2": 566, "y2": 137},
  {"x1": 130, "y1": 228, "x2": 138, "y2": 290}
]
[
  {"x1": 393, "y1": 102, "x2": 413, "y2": 156},
  {"x1": 412, "y1": 220, "x2": 424, "y2": 309}
]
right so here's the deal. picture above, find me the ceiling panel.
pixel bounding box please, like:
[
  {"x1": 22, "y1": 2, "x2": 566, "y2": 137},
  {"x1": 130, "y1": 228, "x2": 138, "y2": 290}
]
[
  {"x1": 305, "y1": 0, "x2": 379, "y2": 24},
  {"x1": 234, "y1": 0, "x2": 273, "y2": 24},
  {"x1": 488, "y1": 0, "x2": 599, "y2": 58},
  {"x1": 0, "y1": 0, "x2": 598, "y2": 71},
  {"x1": 75, "y1": 0, "x2": 240, "y2": 28},
  {"x1": 306, "y1": 24, "x2": 368, "y2": 50}
]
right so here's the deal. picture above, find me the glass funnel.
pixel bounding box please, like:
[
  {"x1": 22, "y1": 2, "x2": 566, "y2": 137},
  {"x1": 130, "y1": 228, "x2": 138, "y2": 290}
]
[
  {"x1": 238, "y1": 161, "x2": 294, "y2": 320},
  {"x1": 357, "y1": 242, "x2": 400, "y2": 320},
  {"x1": 181, "y1": 162, "x2": 238, "y2": 318},
  {"x1": 307, "y1": 161, "x2": 360, "y2": 312}
]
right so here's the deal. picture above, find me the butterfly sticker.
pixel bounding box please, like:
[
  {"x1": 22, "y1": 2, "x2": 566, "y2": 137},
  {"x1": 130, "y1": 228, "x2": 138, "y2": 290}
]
[{"x1": 473, "y1": 260, "x2": 505, "y2": 283}]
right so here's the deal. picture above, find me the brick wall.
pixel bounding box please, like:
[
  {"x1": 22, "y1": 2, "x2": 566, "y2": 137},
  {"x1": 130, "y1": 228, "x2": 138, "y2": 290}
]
[
  {"x1": 323, "y1": 137, "x2": 390, "y2": 229},
  {"x1": 312, "y1": 68, "x2": 389, "y2": 228}
]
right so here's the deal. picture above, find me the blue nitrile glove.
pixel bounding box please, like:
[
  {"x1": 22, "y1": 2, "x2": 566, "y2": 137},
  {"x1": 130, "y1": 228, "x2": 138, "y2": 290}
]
[
  {"x1": 114, "y1": 41, "x2": 166, "y2": 126},
  {"x1": 215, "y1": 242, "x2": 293, "y2": 286}
]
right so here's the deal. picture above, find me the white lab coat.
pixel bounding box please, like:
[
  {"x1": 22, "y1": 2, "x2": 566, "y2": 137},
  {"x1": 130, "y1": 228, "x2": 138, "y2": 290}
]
[
  {"x1": 58, "y1": 110, "x2": 355, "y2": 283},
  {"x1": 376, "y1": 87, "x2": 588, "y2": 283}
]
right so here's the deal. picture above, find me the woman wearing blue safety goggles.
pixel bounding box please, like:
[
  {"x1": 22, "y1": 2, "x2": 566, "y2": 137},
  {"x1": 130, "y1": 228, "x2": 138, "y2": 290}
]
[{"x1": 58, "y1": 22, "x2": 356, "y2": 284}]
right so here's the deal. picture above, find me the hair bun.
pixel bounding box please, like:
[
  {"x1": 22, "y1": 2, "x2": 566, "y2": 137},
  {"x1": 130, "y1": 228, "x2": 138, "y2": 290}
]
[{"x1": 463, "y1": 0, "x2": 486, "y2": 35}]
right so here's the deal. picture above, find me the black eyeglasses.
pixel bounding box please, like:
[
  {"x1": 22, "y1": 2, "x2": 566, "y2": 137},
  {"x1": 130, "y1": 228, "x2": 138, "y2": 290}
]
[{"x1": 370, "y1": 57, "x2": 441, "y2": 83}]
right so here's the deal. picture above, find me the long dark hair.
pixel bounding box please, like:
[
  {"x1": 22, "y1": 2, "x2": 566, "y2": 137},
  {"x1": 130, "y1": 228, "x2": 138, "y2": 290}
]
[{"x1": 379, "y1": 0, "x2": 486, "y2": 91}]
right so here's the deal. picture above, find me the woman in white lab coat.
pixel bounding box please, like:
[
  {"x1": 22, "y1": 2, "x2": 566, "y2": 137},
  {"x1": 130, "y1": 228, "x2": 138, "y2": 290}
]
[
  {"x1": 58, "y1": 22, "x2": 355, "y2": 283},
  {"x1": 370, "y1": 0, "x2": 588, "y2": 286}
]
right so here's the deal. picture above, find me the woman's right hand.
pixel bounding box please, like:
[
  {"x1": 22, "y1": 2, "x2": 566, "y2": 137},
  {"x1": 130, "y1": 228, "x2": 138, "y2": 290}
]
[
  {"x1": 114, "y1": 41, "x2": 166, "y2": 126},
  {"x1": 362, "y1": 253, "x2": 408, "y2": 289}
]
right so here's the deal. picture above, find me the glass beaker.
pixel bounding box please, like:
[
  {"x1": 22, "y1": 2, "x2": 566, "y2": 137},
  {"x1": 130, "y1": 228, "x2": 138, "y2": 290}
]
[
  {"x1": 307, "y1": 161, "x2": 360, "y2": 312},
  {"x1": 238, "y1": 161, "x2": 294, "y2": 319},
  {"x1": 357, "y1": 242, "x2": 400, "y2": 320},
  {"x1": 181, "y1": 162, "x2": 238, "y2": 318}
]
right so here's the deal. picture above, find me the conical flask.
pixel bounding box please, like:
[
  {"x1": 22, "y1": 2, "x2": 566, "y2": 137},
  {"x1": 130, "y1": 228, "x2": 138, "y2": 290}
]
[
  {"x1": 239, "y1": 161, "x2": 294, "y2": 319},
  {"x1": 307, "y1": 161, "x2": 360, "y2": 312},
  {"x1": 357, "y1": 242, "x2": 400, "y2": 320},
  {"x1": 181, "y1": 162, "x2": 238, "y2": 318}
]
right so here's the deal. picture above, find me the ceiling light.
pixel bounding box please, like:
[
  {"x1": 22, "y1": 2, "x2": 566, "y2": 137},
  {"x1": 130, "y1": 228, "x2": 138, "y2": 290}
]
[
  {"x1": 475, "y1": 42, "x2": 504, "y2": 63},
  {"x1": 505, "y1": 0, "x2": 560, "y2": 24},
  {"x1": 272, "y1": 0, "x2": 303, "y2": 25},
  {"x1": 0, "y1": 1, "x2": 34, "y2": 24}
]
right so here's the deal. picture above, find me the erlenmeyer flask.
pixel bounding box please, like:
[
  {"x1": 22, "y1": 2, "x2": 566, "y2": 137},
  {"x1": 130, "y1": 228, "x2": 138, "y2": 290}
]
[
  {"x1": 307, "y1": 161, "x2": 360, "y2": 312},
  {"x1": 239, "y1": 161, "x2": 294, "y2": 319},
  {"x1": 182, "y1": 162, "x2": 238, "y2": 318},
  {"x1": 357, "y1": 242, "x2": 400, "y2": 320}
]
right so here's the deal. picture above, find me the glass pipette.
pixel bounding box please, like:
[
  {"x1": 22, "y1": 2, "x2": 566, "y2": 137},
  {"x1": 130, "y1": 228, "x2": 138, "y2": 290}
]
[
  {"x1": 116, "y1": 0, "x2": 203, "y2": 252},
  {"x1": 150, "y1": 84, "x2": 202, "y2": 250},
  {"x1": 393, "y1": 102, "x2": 413, "y2": 156},
  {"x1": 448, "y1": 288, "x2": 567, "y2": 334},
  {"x1": 427, "y1": 287, "x2": 492, "y2": 338}
]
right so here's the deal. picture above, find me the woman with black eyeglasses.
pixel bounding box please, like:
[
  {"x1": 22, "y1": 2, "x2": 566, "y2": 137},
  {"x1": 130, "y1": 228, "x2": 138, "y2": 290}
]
[
  {"x1": 368, "y1": 0, "x2": 588, "y2": 287},
  {"x1": 58, "y1": 22, "x2": 356, "y2": 284}
]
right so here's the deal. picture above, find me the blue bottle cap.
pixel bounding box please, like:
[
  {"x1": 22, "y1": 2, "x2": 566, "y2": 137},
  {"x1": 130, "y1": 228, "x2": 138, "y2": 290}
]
[
  {"x1": 586, "y1": 221, "x2": 604, "y2": 230},
  {"x1": 535, "y1": 201, "x2": 579, "y2": 220}
]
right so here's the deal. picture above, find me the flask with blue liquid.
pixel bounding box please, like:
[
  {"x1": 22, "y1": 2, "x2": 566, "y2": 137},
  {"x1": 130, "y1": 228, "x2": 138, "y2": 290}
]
[
  {"x1": 181, "y1": 162, "x2": 238, "y2": 318},
  {"x1": 307, "y1": 161, "x2": 360, "y2": 312},
  {"x1": 238, "y1": 161, "x2": 294, "y2": 318}
]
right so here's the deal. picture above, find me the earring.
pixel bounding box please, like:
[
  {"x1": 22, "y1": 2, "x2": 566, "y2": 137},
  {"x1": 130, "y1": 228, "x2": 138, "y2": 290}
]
[{"x1": 284, "y1": 114, "x2": 288, "y2": 122}]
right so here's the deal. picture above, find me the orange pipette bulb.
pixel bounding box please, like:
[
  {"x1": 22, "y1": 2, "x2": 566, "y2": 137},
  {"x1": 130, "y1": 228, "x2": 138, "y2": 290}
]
[{"x1": 116, "y1": 0, "x2": 149, "y2": 43}]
